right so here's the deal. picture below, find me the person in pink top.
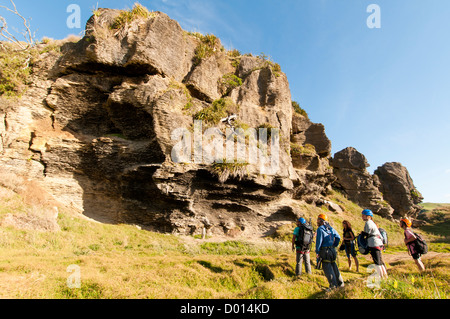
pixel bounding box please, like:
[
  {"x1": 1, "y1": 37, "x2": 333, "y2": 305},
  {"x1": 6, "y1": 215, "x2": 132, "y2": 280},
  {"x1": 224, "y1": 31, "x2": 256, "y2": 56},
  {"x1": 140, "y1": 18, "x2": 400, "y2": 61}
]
[{"x1": 400, "y1": 217, "x2": 425, "y2": 272}]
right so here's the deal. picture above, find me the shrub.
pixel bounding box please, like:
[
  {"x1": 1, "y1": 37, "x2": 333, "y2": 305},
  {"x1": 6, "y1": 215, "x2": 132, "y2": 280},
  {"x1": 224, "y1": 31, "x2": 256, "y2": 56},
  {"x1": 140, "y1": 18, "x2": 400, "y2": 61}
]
[
  {"x1": 0, "y1": 39, "x2": 70, "y2": 98},
  {"x1": 227, "y1": 49, "x2": 241, "y2": 69},
  {"x1": 210, "y1": 161, "x2": 249, "y2": 184},
  {"x1": 257, "y1": 52, "x2": 281, "y2": 77},
  {"x1": 290, "y1": 143, "x2": 316, "y2": 156},
  {"x1": 292, "y1": 101, "x2": 309, "y2": 118},
  {"x1": 227, "y1": 49, "x2": 241, "y2": 58},
  {"x1": 0, "y1": 45, "x2": 33, "y2": 97},
  {"x1": 110, "y1": 2, "x2": 154, "y2": 30},
  {"x1": 194, "y1": 98, "x2": 239, "y2": 125},
  {"x1": 191, "y1": 33, "x2": 222, "y2": 65},
  {"x1": 410, "y1": 189, "x2": 422, "y2": 202},
  {"x1": 219, "y1": 73, "x2": 242, "y2": 95}
]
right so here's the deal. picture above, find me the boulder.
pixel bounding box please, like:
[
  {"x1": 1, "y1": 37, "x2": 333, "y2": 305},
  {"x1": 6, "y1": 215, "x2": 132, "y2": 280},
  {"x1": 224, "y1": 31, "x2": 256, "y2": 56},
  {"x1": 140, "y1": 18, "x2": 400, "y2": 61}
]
[
  {"x1": 332, "y1": 147, "x2": 394, "y2": 218},
  {"x1": 184, "y1": 50, "x2": 235, "y2": 102},
  {"x1": 291, "y1": 114, "x2": 331, "y2": 158},
  {"x1": 374, "y1": 162, "x2": 423, "y2": 218},
  {"x1": 58, "y1": 10, "x2": 198, "y2": 82},
  {"x1": 289, "y1": 114, "x2": 334, "y2": 203},
  {"x1": 332, "y1": 146, "x2": 368, "y2": 170}
]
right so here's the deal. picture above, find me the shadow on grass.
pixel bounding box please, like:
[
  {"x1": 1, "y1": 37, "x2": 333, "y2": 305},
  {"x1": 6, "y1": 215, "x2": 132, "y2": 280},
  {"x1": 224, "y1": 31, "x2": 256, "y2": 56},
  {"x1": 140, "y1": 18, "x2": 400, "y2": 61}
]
[
  {"x1": 196, "y1": 260, "x2": 231, "y2": 274},
  {"x1": 420, "y1": 220, "x2": 450, "y2": 243}
]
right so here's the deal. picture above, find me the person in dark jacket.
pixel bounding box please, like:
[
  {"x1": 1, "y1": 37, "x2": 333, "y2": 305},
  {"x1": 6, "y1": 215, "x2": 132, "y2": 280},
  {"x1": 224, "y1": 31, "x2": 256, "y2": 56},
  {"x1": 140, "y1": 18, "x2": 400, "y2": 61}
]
[
  {"x1": 342, "y1": 220, "x2": 359, "y2": 272},
  {"x1": 315, "y1": 213, "x2": 344, "y2": 291}
]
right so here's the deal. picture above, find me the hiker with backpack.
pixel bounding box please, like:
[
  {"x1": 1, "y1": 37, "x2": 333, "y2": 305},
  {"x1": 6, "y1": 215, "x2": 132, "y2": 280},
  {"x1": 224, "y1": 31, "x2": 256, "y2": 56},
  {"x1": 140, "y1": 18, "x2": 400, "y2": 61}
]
[
  {"x1": 342, "y1": 220, "x2": 359, "y2": 272},
  {"x1": 361, "y1": 209, "x2": 388, "y2": 279},
  {"x1": 315, "y1": 213, "x2": 344, "y2": 291},
  {"x1": 292, "y1": 217, "x2": 313, "y2": 277},
  {"x1": 400, "y1": 217, "x2": 426, "y2": 272}
]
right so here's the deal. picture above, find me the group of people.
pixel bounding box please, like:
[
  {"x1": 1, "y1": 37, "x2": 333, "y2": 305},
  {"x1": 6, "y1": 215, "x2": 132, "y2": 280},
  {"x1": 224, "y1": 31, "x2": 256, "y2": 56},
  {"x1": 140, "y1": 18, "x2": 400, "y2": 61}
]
[{"x1": 291, "y1": 209, "x2": 425, "y2": 291}]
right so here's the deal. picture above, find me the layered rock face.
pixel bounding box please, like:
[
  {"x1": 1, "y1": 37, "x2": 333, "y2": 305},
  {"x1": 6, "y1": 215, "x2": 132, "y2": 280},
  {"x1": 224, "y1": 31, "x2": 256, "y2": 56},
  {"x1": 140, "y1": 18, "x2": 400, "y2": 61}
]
[
  {"x1": 374, "y1": 162, "x2": 424, "y2": 218},
  {"x1": 1, "y1": 8, "x2": 422, "y2": 235},
  {"x1": 0, "y1": 9, "x2": 336, "y2": 236},
  {"x1": 290, "y1": 114, "x2": 334, "y2": 204},
  {"x1": 332, "y1": 147, "x2": 423, "y2": 219},
  {"x1": 332, "y1": 147, "x2": 394, "y2": 218}
]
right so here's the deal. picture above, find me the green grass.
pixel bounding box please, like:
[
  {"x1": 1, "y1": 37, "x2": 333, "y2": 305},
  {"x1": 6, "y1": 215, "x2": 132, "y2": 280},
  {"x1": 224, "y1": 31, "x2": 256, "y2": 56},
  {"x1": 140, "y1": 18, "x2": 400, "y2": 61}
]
[
  {"x1": 327, "y1": 256, "x2": 450, "y2": 299},
  {"x1": 209, "y1": 161, "x2": 250, "y2": 184},
  {"x1": 290, "y1": 143, "x2": 316, "y2": 156},
  {"x1": 219, "y1": 73, "x2": 242, "y2": 95},
  {"x1": 419, "y1": 203, "x2": 450, "y2": 242},
  {"x1": 292, "y1": 101, "x2": 309, "y2": 119},
  {"x1": 194, "y1": 97, "x2": 239, "y2": 125},
  {"x1": 0, "y1": 185, "x2": 448, "y2": 299},
  {"x1": 110, "y1": 3, "x2": 155, "y2": 30},
  {"x1": 0, "y1": 45, "x2": 34, "y2": 98},
  {"x1": 0, "y1": 37, "x2": 76, "y2": 99},
  {"x1": 189, "y1": 33, "x2": 223, "y2": 65},
  {"x1": 420, "y1": 203, "x2": 449, "y2": 211}
]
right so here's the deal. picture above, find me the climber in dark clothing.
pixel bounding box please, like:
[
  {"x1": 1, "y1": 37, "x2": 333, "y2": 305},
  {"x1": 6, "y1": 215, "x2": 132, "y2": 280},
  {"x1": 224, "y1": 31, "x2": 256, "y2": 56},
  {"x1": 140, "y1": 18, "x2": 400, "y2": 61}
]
[
  {"x1": 315, "y1": 213, "x2": 344, "y2": 291},
  {"x1": 342, "y1": 220, "x2": 359, "y2": 272}
]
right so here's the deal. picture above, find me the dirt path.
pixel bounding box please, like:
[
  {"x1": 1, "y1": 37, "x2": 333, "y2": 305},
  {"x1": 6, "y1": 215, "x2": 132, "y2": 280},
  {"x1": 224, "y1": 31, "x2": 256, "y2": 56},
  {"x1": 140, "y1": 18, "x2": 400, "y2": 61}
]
[{"x1": 382, "y1": 251, "x2": 450, "y2": 264}]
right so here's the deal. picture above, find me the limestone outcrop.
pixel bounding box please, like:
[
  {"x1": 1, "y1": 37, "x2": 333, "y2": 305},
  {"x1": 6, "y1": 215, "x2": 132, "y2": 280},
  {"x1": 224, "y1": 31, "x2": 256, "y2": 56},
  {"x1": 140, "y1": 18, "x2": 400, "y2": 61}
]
[
  {"x1": 374, "y1": 162, "x2": 424, "y2": 218},
  {"x1": 331, "y1": 147, "x2": 424, "y2": 219},
  {"x1": 0, "y1": 8, "x2": 335, "y2": 237},
  {"x1": 331, "y1": 147, "x2": 394, "y2": 218},
  {"x1": 0, "y1": 6, "x2": 422, "y2": 236},
  {"x1": 290, "y1": 113, "x2": 334, "y2": 204}
]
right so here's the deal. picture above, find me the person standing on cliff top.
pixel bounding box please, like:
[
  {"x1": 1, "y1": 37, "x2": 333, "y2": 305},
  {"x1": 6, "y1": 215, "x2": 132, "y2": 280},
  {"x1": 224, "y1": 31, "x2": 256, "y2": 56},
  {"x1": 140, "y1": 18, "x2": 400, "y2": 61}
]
[{"x1": 315, "y1": 213, "x2": 344, "y2": 291}]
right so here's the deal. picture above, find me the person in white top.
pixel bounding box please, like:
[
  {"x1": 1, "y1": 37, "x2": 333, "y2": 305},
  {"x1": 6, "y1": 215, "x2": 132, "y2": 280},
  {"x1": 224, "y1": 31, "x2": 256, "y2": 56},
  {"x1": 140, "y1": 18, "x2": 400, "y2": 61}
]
[{"x1": 361, "y1": 209, "x2": 388, "y2": 279}]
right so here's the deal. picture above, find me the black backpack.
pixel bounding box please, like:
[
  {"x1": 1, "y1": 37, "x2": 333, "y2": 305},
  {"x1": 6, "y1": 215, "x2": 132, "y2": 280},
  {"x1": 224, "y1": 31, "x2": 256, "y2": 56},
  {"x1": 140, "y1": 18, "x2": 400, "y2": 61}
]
[
  {"x1": 412, "y1": 232, "x2": 428, "y2": 255},
  {"x1": 295, "y1": 223, "x2": 314, "y2": 251},
  {"x1": 357, "y1": 233, "x2": 370, "y2": 255}
]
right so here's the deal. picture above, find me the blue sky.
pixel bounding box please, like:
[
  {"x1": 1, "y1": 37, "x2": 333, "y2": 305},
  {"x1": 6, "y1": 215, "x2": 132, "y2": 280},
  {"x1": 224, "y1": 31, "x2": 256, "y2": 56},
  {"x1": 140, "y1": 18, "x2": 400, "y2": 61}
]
[{"x1": 2, "y1": 0, "x2": 450, "y2": 203}]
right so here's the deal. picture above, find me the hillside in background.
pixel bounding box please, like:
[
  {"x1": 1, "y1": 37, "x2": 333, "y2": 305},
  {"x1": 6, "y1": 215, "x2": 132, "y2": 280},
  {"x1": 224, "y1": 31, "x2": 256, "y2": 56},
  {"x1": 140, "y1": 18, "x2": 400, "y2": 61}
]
[{"x1": 419, "y1": 203, "x2": 450, "y2": 243}]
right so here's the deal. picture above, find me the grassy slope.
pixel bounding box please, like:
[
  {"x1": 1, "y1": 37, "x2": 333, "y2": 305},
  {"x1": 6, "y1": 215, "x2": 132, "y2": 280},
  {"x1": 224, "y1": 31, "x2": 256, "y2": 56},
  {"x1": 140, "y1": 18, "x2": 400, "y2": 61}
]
[{"x1": 0, "y1": 185, "x2": 448, "y2": 299}]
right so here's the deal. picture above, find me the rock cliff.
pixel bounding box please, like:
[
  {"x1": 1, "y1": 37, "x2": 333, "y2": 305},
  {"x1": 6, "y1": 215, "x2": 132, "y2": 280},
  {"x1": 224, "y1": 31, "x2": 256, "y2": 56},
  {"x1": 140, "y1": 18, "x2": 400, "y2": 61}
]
[
  {"x1": 0, "y1": 8, "x2": 336, "y2": 237},
  {"x1": 374, "y1": 162, "x2": 424, "y2": 218},
  {"x1": 331, "y1": 147, "x2": 394, "y2": 218},
  {"x1": 332, "y1": 147, "x2": 422, "y2": 220},
  {"x1": 0, "y1": 7, "x2": 422, "y2": 235}
]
